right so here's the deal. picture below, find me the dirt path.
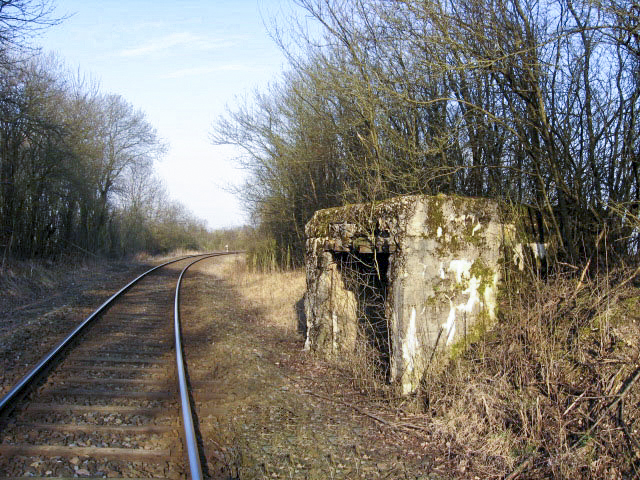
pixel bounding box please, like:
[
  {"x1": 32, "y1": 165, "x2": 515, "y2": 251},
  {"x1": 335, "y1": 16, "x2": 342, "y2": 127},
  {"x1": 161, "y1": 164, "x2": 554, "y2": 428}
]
[{"x1": 182, "y1": 256, "x2": 442, "y2": 479}]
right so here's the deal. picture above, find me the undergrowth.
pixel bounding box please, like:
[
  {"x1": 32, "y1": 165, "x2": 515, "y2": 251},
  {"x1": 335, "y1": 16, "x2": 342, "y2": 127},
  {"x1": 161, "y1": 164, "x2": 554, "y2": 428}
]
[
  {"x1": 203, "y1": 255, "x2": 306, "y2": 333},
  {"x1": 0, "y1": 256, "x2": 92, "y2": 309},
  {"x1": 308, "y1": 259, "x2": 640, "y2": 477},
  {"x1": 418, "y1": 265, "x2": 640, "y2": 478}
]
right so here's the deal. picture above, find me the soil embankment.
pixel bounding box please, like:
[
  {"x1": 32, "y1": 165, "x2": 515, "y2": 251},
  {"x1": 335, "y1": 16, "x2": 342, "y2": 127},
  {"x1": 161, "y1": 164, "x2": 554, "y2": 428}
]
[{"x1": 0, "y1": 257, "x2": 151, "y2": 397}]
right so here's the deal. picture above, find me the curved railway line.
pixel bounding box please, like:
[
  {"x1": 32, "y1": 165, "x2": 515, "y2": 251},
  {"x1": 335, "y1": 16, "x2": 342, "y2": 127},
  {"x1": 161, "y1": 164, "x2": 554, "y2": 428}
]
[{"x1": 0, "y1": 253, "x2": 230, "y2": 479}]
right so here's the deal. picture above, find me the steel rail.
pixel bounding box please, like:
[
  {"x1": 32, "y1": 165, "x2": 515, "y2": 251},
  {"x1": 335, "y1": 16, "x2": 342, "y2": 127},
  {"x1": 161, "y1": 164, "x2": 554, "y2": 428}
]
[
  {"x1": 174, "y1": 254, "x2": 218, "y2": 480},
  {"x1": 0, "y1": 252, "x2": 222, "y2": 414}
]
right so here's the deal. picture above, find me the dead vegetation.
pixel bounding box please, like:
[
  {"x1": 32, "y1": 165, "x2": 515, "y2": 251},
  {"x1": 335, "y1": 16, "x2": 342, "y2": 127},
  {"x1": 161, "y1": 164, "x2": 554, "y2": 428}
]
[
  {"x1": 317, "y1": 261, "x2": 640, "y2": 478},
  {"x1": 183, "y1": 255, "x2": 439, "y2": 478},
  {"x1": 0, "y1": 255, "x2": 151, "y2": 397},
  {"x1": 0, "y1": 255, "x2": 149, "y2": 315},
  {"x1": 223, "y1": 255, "x2": 306, "y2": 333},
  {"x1": 231, "y1": 253, "x2": 639, "y2": 478},
  {"x1": 418, "y1": 265, "x2": 640, "y2": 478}
]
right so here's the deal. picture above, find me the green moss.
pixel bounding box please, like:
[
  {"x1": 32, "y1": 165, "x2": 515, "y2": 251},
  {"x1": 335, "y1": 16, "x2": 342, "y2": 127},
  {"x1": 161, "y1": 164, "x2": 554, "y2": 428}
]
[
  {"x1": 434, "y1": 233, "x2": 462, "y2": 256},
  {"x1": 425, "y1": 197, "x2": 464, "y2": 256},
  {"x1": 470, "y1": 259, "x2": 495, "y2": 296},
  {"x1": 449, "y1": 310, "x2": 493, "y2": 359},
  {"x1": 613, "y1": 296, "x2": 640, "y2": 325},
  {"x1": 424, "y1": 195, "x2": 498, "y2": 256},
  {"x1": 423, "y1": 294, "x2": 440, "y2": 307},
  {"x1": 307, "y1": 202, "x2": 366, "y2": 237},
  {"x1": 306, "y1": 195, "x2": 416, "y2": 239},
  {"x1": 426, "y1": 196, "x2": 446, "y2": 235},
  {"x1": 352, "y1": 236, "x2": 372, "y2": 251},
  {"x1": 462, "y1": 218, "x2": 487, "y2": 248}
]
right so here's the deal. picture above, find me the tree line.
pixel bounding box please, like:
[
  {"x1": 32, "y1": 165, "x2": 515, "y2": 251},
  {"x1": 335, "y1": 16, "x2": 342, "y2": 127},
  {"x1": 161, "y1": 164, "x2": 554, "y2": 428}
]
[
  {"x1": 0, "y1": 0, "x2": 214, "y2": 261},
  {"x1": 214, "y1": 0, "x2": 639, "y2": 267}
]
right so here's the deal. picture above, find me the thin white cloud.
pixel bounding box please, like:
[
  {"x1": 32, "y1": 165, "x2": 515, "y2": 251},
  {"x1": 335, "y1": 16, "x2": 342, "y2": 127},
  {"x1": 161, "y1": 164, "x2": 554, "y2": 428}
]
[
  {"x1": 161, "y1": 64, "x2": 249, "y2": 79},
  {"x1": 120, "y1": 33, "x2": 234, "y2": 57}
]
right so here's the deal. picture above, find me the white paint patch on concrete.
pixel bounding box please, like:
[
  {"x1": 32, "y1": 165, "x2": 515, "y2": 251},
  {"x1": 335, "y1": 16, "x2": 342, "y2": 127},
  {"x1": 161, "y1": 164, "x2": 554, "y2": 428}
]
[
  {"x1": 461, "y1": 276, "x2": 481, "y2": 313},
  {"x1": 443, "y1": 259, "x2": 489, "y2": 345},
  {"x1": 443, "y1": 301, "x2": 457, "y2": 345},
  {"x1": 421, "y1": 263, "x2": 429, "y2": 279},
  {"x1": 444, "y1": 277, "x2": 483, "y2": 346},
  {"x1": 402, "y1": 307, "x2": 419, "y2": 394},
  {"x1": 449, "y1": 259, "x2": 473, "y2": 283},
  {"x1": 483, "y1": 274, "x2": 499, "y2": 320},
  {"x1": 332, "y1": 311, "x2": 338, "y2": 353}
]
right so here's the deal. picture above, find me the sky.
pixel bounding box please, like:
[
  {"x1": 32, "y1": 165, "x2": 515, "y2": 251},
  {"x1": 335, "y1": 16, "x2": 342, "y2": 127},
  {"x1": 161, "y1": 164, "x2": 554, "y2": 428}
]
[{"x1": 34, "y1": 0, "x2": 297, "y2": 229}]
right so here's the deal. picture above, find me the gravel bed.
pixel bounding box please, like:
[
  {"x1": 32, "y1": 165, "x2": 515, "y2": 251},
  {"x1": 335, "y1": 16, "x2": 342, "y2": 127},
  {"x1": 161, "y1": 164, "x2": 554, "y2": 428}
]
[
  {"x1": 0, "y1": 259, "x2": 151, "y2": 397},
  {"x1": 11, "y1": 411, "x2": 178, "y2": 426},
  {"x1": 5, "y1": 456, "x2": 185, "y2": 478},
  {"x1": 2, "y1": 427, "x2": 174, "y2": 449},
  {"x1": 0, "y1": 261, "x2": 190, "y2": 478}
]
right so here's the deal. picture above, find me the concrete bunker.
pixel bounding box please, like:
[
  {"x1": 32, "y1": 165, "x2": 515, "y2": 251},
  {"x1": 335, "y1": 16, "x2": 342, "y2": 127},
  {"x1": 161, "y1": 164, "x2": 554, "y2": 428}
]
[{"x1": 304, "y1": 194, "x2": 539, "y2": 394}]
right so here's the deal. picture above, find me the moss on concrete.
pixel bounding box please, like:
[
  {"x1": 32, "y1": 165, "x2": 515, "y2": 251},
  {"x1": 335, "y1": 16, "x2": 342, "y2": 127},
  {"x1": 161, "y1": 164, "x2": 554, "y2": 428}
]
[
  {"x1": 305, "y1": 193, "x2": 513, "y2": 394},
  {"x1": 469, "y1": 259, "x2": 495, "y2": 296},
  {"x1": 449, "y1": 308, "x2": 493, "y2": 360},
  {"x1": 305, "y1": 196, "x2": 416, "y2": 241}
]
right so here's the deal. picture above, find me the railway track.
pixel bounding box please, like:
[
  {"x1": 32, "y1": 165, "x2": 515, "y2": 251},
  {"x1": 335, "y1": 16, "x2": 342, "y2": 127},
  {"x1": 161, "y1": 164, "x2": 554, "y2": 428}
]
[{"x1": 0, "y1": 253, "x2": 228, "y2": 479}]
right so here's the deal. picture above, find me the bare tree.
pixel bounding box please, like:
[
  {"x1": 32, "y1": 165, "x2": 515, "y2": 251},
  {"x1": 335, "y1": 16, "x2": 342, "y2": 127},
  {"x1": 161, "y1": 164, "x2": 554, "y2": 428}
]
[
  {"x1": 213, "y1": 0, "x2": 640, "y2": 264},
  {"x1": 0, "y1": 0, "x2": 62, "y2": 67},
  {"x1": 0, "y1": 53, "x2": 176, "y2": 259}
]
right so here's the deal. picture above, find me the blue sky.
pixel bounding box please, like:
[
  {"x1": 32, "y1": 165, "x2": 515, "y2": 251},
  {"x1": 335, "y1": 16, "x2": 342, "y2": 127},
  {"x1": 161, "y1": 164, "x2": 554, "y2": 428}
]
[{"x1": 35, "y1": 0, "x2": 295, "y2": 228}]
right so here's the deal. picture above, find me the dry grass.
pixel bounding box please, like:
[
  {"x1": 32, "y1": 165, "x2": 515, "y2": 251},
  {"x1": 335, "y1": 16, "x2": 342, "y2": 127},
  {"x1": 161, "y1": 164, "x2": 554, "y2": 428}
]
[
  {"x1": 134, "y1": 249, "x2": 206, "y2": 264},
  {"x1": 183, "y1": 254, "x2": 433, "y2": 478},
  {"x1": 0, "y1": 255, "x2": 151, "y2": 397},
  {"x1": 0, "y1": 255, "x2": 141, "y2": 313},
  {"x1": 0, "y1": 260, "x2": 57, "y2": 307},
  {"x1": 199, "y1": 254, "x2": 306, "y2": 333},
  {"x1": 194, "y1": 253, "x2": 639, "y2": 478},
  {"x1": 419, "y1": 266, "x2": 640, "y2": 478}
]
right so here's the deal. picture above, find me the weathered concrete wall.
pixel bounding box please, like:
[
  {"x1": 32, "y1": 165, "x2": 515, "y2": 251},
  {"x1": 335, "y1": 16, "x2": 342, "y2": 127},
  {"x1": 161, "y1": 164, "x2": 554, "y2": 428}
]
[
  {"x1": 305, "y1": 194, "x2": 521, "y2": 394},
  {"x1": 303, "y1": 247, "x2": 359, "y2": 355}
]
